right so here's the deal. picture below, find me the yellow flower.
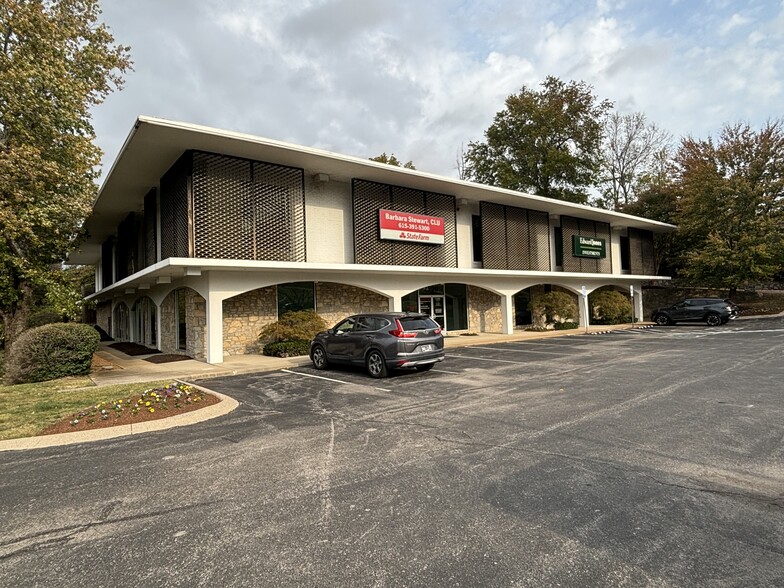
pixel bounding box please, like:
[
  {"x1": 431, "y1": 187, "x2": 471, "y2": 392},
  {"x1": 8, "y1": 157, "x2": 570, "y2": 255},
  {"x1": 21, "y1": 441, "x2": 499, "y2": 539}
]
[
  {"x1": 145, "y1": 401, "x2": 151, "y2": 407},
  {"x1": 149, "y1": 408, "x2": 155, "y2": 413}
]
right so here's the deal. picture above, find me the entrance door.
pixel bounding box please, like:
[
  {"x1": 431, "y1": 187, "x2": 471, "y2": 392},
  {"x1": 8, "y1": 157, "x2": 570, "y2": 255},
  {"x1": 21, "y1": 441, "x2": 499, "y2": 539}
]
[{"x1": 419, "y1": 295, "x2": 446, "y2": 331}]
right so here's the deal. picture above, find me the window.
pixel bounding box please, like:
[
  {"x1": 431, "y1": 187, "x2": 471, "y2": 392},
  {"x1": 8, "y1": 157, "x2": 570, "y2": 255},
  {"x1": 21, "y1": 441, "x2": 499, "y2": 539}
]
[
  {"x1": 176, "y1": 289, "x2": 187, "y2": 350},
  {"x1": 472, "y1": 215, "x2": 483, "y2": 263},
  {"x1": 620, "y1": 235, "x2": 631, "y2": 271},
  {"x1": 277, "y1": 282, "x2": 315, "y2": 316},
  {"x1": 554, "y1": 226, "x2": 563, "y2": 267},
  {"x1": 445, "y1": 283, "x2": 468, "y2": 331}
]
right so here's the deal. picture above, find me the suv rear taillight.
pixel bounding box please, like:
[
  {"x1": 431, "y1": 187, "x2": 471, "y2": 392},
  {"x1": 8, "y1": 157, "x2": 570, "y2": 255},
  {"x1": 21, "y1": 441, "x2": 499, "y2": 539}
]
[
  {"x1": 389, "y1": 319, "x2": 417, "y2": 338},
  {"x1": 433, "y1": 328, "x2": 442, "y2": 335}
]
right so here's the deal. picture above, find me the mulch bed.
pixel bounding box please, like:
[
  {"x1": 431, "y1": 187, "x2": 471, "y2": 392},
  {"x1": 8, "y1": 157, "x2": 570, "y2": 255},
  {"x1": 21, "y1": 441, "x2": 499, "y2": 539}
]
[
  {"x1": 143, "y1": 354, "x2": 193, "y2": 364},
  {"x1": 40, "y1": 391, "x2": 221, "y2": 436},
  {"x1": 108, "y1": 342, "x2": 162, "y2": 356}
]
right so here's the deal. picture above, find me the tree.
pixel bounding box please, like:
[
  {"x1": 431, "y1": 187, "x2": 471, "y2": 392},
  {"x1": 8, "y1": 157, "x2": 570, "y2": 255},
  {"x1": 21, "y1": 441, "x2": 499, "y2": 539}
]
[
  {"x1": 464, "y1": 76, "x2": 613, "y2": 204},
  {"x1": 596, "y1": 112, "x2": 671, "y2": 211},
  {"x1": 623, "y1": 151, "x2": 685, "y2": 277},
  {"x1": 674, "y1": 121, "x2": 784, "y2": 295},
  {"x1": 369, "y1": 152, "x2": 416, "y2": 169},
  {"x1": 0, "y1": 0, "x2": 131, "y2": 351}
]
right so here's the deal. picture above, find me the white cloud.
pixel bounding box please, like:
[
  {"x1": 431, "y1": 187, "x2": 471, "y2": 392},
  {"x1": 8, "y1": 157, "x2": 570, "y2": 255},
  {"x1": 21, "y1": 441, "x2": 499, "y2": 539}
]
[{"x1": 92, "y1": 0, "x2": 784, "y2": 179}]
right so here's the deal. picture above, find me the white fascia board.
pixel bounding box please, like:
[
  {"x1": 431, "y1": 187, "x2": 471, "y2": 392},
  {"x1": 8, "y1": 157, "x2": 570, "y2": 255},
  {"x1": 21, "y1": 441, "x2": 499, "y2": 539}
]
[{"x1": 87, "y1": 257, "x2": 668, "y2": 300}]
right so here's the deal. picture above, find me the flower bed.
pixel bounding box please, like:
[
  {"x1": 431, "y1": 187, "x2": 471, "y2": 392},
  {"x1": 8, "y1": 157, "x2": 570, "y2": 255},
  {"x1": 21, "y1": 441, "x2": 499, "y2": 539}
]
[{"x1": 41, "y1": 382, "x2": 220, "y2": 435}]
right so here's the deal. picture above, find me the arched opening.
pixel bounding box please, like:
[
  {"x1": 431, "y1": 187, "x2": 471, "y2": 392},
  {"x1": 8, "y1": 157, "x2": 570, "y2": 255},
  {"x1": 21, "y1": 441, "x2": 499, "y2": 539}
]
[
  {"x1": 588, "y1": 286, "x2": 633, "y2": 325},
  {"x1": 526, "y1": 285, "x2": 580, "y2": 330},
  {"x1": 160, "y1": 287, "x2": 206, "y2": 359},
  {"x1": 131, "y1": 296, "x2": 157, "y2": 348},
  {"x1": 401, "y1": 283, "x2": 469, "y2": 332},
  {"x1": 221, "y1": 282, "x2": 390, "y2": 356}
]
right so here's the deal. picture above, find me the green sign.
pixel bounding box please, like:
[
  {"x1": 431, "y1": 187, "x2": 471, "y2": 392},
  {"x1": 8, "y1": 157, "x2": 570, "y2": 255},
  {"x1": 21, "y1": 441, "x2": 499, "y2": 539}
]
[{"x1": 572, "y1": 235, "x2": 606, "y2": 259}]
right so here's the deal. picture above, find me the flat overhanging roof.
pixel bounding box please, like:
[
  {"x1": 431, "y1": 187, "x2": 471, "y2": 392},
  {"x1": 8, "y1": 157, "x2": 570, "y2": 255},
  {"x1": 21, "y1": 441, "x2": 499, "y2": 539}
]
[{"x1": 69, "y1": 116, "x2": 676, "y2": 264}]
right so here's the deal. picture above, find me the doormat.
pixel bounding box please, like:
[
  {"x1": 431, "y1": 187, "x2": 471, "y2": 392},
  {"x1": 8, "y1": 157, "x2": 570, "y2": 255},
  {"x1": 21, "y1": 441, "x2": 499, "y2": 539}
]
[
  {"x1": 143, "y1": 354, "x2": 193, "y2": 364},
  {"x1": 108, "y1": 342, "x2": 162, "y2": 356}
]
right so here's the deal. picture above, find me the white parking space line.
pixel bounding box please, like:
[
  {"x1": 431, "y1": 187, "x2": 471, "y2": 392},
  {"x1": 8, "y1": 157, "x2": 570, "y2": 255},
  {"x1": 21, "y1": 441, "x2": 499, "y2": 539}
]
[
  {"x1": 431, "y1": 368, "x2": 461, "y2": 374},
  {"x1": 466, "y1": 345, "x2": 573, "y2": 355},
  {"x1": 447, "y1": 355, "x2": 531, "y2": 365},
  {"x1": 281, "y1": 369, "x2": 392, "y2": 392}
]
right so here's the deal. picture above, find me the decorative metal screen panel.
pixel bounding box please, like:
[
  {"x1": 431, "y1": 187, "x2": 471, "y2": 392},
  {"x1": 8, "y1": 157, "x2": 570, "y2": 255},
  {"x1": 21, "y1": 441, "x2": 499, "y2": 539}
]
[
  {"x1": 189, "y1": 152, "x2": 305, "y2": 262},
  {"x1": 560, "y1": 216, "x2": 613, "y2": 274},
  {"x1": 424, "y1": 192, "x2": 457, "y2": 267},
  {"x1": 143, "y1": 189, "x2": 157, "y2": 268},
  {"x1": 101, "y1": 238, "x2": 114, "y2": 288},
  {"x1": 480, "y1": 202, "x2": 551, "y2": 270},
  {"x1": 629, "y1": 228, "x2": 656, "y2": 275},
  {"x1": 160, "y1": 153, "x2": 192, "y2": 259},
  {"x1": 528, "y1": 210, "x2": 551, "y2": 271},
  {"x1": 352, "y1": 179, "x2": 457, "y2": 267},
  {"x1": 252, "y1": 161, "x2": 306, "y2": 262},
  {"x1": 480, "y1": 202, "x2": 507, "y2": 269}
]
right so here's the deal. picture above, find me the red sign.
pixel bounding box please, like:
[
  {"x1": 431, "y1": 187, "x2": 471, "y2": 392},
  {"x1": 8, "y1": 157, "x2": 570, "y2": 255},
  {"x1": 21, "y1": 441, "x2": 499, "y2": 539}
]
[{"x1": 379, "y1": 209, "x2": 445, "y2": 244}]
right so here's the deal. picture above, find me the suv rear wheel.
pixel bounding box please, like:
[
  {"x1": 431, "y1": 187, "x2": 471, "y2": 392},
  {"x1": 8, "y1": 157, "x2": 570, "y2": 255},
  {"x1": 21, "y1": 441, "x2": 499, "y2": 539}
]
[
  {"x1": 705, "y1": 313, "x2": 722, "y2": 327},
  {"x1": 311, "y1": 345, "x2": 329, "y2": 370},
  {"x1": 366, "y1": 349, "x2": 388, "y2": 378},
  {"x1": 654, "y1": 313, "x2": 672, "y2": 326}
]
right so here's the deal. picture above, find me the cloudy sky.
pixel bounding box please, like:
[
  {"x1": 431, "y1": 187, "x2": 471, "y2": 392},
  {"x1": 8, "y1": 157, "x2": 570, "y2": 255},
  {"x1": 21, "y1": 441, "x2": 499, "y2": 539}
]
[{"x1": 93, "y1": 0, "x2": 784, "y2": 179}]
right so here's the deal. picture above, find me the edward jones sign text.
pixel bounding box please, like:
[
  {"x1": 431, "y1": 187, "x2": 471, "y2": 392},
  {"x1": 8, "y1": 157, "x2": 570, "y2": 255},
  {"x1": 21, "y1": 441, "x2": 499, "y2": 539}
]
[{"x1": 379, "y1": 209, "x2": 445, "y2": 244}]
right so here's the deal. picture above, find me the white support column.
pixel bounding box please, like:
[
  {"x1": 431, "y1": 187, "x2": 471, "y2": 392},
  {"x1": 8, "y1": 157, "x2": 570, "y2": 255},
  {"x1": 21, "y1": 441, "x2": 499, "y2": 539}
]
[
  {"x1": 205, "y1": 293, "x2": 224, "y2": 364},
  {"x1": 389, "y1": 295, "x2": 403, "y2": 312},
  {"x1": 501, "y1": 293, "x2": 514, "y2": 335},
  {"x1": 578, "y1": 287, "x2": 591, "y2": 331},
  {"x1": 633, "y1": 286, "x2": 644, "y2": 322}
]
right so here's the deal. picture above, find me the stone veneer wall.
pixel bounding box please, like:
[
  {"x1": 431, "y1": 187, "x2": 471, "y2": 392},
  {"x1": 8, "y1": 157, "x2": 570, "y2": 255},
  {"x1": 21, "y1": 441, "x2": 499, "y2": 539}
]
[
  {"x1": 160, "y1": 291, "x2": 177, "y2": 354},
  {"x1": 316, "y1": 282, "x2": 389, "y2": 327},
  {"x1": 159, "y1": 288, "x2": 206, "y2": 360},
  {"x1": 96, "y1": 301, "x2": 111, "y2": 333},
  {"x1": 186, "y1": 289, "x2": 206, "y2": 360},
  {"x1": 467, "y1": 286, "x2": 503, "y2": 333},
  {"x1": 223, "y1": 287, "x2": 277, "y2": 356}
]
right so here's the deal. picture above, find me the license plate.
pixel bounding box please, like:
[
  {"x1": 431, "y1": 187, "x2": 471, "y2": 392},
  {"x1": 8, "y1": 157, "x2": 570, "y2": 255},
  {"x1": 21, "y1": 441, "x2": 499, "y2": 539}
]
[{"x1": 418, "y1": 344, "x2": 434, "y2": 352}]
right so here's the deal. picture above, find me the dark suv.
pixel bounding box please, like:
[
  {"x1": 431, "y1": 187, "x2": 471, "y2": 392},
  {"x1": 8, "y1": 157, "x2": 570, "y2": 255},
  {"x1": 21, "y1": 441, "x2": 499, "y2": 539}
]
[
  {"x1": 651, "y1": 298, "x2": 739, "y2": 326},
  {"x1": 310, "y1": 312, "x2": 445, "y2": 378}
]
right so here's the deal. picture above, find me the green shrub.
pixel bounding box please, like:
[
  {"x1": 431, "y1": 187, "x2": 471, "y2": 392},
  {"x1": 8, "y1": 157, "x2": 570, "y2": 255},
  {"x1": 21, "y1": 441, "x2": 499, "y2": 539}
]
[
  {"x1": 553, "y1": 321, "x2": 578, "y2": 330},
  {"x1": 258, "y1": 310, "x2": 328, "y2": 344},
  {"x1": 26, "y1": 309, "x2": 65, "y2": 329},
  {"x1": 4, "y1": 323, "x2": 100, "y2": 384},
  {"x1": 262, "y1": 340, "x2": 311, "y2": 358},
  {"x1": 529, "y1": 291, "x2": 578, "y2": 326},
  {"x1": 590, "y1": 290, "x2": 632, "y2": 324}
]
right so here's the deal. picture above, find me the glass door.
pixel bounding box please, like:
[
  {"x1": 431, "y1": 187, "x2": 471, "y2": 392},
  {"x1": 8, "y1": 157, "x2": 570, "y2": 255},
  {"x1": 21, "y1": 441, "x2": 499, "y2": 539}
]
[{"x1": 419, "y1": 295, "x2": 446, "y2": 331}]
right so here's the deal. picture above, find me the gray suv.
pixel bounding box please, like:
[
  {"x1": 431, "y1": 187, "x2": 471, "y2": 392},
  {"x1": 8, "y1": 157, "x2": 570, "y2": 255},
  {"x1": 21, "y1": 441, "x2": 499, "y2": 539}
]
[
  {"x1": 310, "y1": 312, "x2": 445, "y2": 378},
  {"x1": 651, "y1": 298, "x2": 739, "y2": 326}
]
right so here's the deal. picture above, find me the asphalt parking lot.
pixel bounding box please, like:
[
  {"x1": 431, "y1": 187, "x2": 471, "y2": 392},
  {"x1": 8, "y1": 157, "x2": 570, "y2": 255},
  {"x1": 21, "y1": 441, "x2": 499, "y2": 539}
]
[{"x1": 1, "y1": 317, "x2": 783, "y2": 587}]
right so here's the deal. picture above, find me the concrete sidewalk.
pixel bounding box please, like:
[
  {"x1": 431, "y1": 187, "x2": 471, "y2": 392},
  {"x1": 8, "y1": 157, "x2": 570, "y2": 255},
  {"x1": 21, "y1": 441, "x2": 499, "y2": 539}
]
[{"x1": 90, "y1": 322, "x2": 653, "y2": 387}]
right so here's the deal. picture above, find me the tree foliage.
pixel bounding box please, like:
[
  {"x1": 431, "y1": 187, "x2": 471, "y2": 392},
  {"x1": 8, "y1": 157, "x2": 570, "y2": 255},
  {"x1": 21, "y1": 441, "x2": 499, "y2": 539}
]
[
  {"x1": 596, "y1": 112, "x2": 671, "y2": 211},
  {"x1": 0, "y1": 0, "x2": 130, "y2": 349},
  {"x1": 674, "y1": 121, "x2": 784, "y2": 293},
  {"x1": 369, "y1": 152, "x2": 415, "y2": 169},
  {"x1": 464, "y1": 76, "x2": 612, "y2": 204}
]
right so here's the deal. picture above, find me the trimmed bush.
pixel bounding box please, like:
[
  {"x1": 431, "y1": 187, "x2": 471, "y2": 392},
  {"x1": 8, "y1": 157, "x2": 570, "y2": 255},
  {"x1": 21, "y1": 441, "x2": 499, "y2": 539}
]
[
  {"x1": 4, "y1": 323, "x2": 100, "y2": 384},
  {"x1": 590, "y1": 290, "x2": 632, "y2": 324},
  {"x1": 258, "y1": 310, "x2": 328, "y2": 344},
  {"x1": 262, "y1": 340, "x2": 311, "y2": 358},
  {"x1": 26, "y1": 309, "x2": 65, "y2": 329},
  {"x1": 553, "y1": 321, "x2": 579, "y2": 330},
  {"x1": 529, "y1": 291, "x2": 578, "y2": 326}
]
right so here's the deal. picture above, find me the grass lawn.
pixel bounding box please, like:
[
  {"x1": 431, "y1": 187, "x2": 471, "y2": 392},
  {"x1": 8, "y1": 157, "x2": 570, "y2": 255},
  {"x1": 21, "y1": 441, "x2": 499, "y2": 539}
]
[{"x1": 0, "y1": 377, "x2": 175, "y2": 441}]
